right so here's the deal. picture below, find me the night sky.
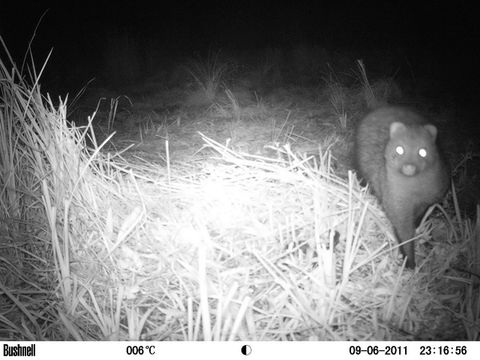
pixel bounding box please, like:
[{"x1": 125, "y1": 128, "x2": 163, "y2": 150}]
[{"x1": 1, "y1": 1, "x2": 479, "y2": 112}]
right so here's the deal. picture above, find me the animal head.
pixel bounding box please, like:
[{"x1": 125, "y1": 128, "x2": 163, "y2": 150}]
[{"x1": 385, "y1": 121, "x2": 439, "y2": 176}]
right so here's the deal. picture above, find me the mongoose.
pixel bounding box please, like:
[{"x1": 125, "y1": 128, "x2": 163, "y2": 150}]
[{"x1": 355, "y1": 106, "x2": 449, "y2": 268}]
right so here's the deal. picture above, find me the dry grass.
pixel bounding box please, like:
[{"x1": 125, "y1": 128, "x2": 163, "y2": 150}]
[
  {"x1": 355, "y1": 59, "x2": 402, "y2": 110},
  {"x1": 0, "y1": 38, "x2": 478, "y2": 341},
  {"x1": 323, "y1": 67, "x2": 349, "y2": 129},
  {"x1": 184, "y1": 51, "x2": 234, "y2": 106}
]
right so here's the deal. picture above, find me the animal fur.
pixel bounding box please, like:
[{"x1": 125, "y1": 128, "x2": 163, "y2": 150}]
[{"x1": 355, "y1": 106, "x2": 449, "y2": 268}]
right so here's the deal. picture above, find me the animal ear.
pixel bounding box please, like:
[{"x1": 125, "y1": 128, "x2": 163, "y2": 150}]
[
  {"x1": 424, "y1": 124, "x2": 437, "y2": 140},
  {"x1": 390, "y1": 122, "x2": 406, "y2": 138}
]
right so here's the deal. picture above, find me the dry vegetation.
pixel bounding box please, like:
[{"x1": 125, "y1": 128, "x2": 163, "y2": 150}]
[{"x1": 0, "y1": 38, "x2": 479, "y2": 341}]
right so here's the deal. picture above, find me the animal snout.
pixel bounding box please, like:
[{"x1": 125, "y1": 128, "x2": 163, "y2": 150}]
[{"x1": 401, "y1": 164, "x2": 417, "y2": 176}]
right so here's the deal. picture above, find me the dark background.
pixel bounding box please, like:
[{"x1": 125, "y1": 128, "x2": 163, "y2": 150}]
[{"x1": 0, "y1": 1, "x2": 479, "y2": 127}]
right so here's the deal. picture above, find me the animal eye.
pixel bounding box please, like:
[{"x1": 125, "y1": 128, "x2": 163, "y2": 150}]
[
  {"x1": 395, "y1": 146, "x2": 404, "y2": 155},
  {"x1": 418, "y1": 148, "x2": 427, "y2": 158}
]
